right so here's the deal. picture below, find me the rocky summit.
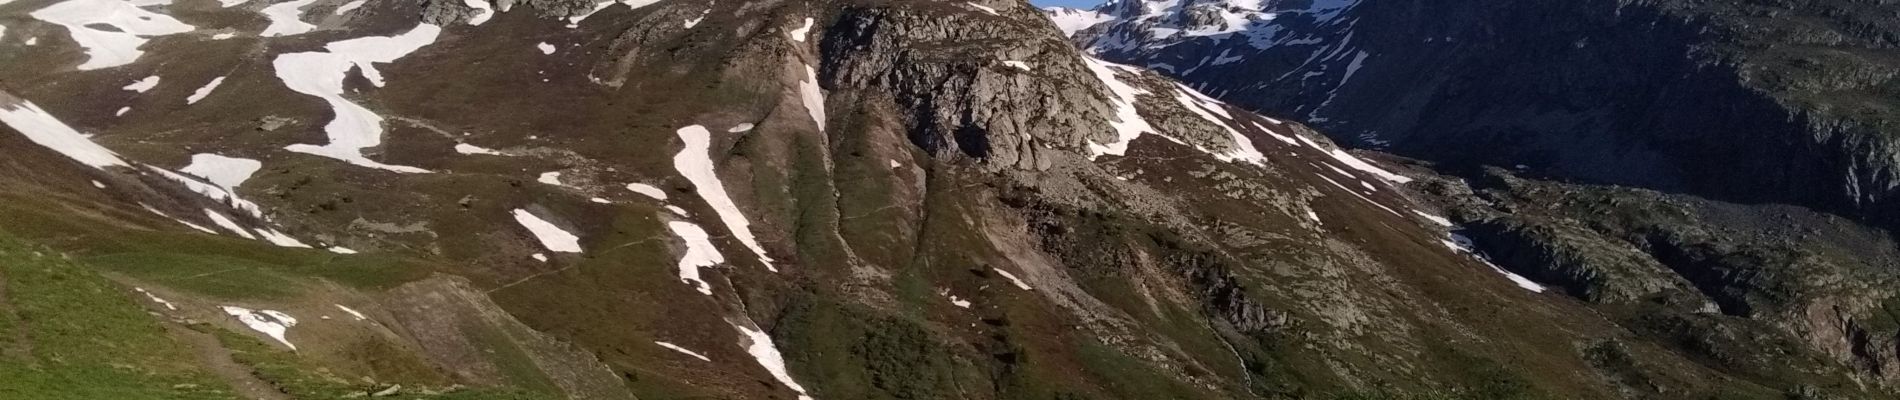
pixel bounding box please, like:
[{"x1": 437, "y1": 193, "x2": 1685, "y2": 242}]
[{"x1": 0, "y1": 0, "x2": 1896, "y2": 398}]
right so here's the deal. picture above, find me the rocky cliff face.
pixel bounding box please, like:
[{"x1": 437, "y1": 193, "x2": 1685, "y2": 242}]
[
  {"x1": 1058, "y1": 0, "x2": 1900, "y2": 230},
  {"x1": 0, "y1": 0, "x2": 1896, "y2": 398}
]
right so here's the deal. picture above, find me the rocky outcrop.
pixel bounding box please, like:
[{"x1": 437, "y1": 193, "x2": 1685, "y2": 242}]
[{"x1": 822, "y1": 4, "x2": 1121, "y2": 170}]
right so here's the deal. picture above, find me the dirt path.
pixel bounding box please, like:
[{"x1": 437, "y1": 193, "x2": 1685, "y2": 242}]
[{"x1": 161, "y1": 323, "x2": 292, "y2": 400}]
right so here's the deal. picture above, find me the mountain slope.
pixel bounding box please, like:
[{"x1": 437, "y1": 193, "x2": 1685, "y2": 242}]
[{"x1": 0, "y1": 0, "x2": 1891, "y2": 398}]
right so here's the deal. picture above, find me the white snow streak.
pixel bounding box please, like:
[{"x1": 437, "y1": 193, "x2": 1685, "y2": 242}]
[
  {"x1": 732, "y1": 322, "x2": 814, "y2": 400},
  {"x1": 221, "y1": 306, "x2": 299, "y2": 350},
  {"x1": 511, "y1": 209, "x2": 584, "y2": 253},
  {"x1": 625, "y1": 183, "x2": 668, "y2": 200},
  {"x1": 333, "y1": 304, "x2": 368, "y2": 320},
  {"x1": 185, "y1": 76, "x2": 226, "y2": 104},
  {"x1": 672, "y1": 125, "x2": 775, "y2": 271},
  {"x1": 966, "y1": 2, "x2": 999, "y2": 15},
  {"x1": 1002, "y1": 60, "x2": 1031, "y2": 71},
  {"x1": 655, "y1": 341, "x2": 711, "y2": 361},
  {"x1": 799, "y1": 66, "x2": 826, "y2": 131},
  {"x1": 0, "y1": 99, "x2": 129, "y2": 169},
  {"x1": 665, "y1": 221, "x2": 721, "y2": 296},
  {"x1": 1296, "y1": 136, "x2": 1412, "y2": 183},
  {"x1": 134, "y1": 288, "x2": 178, "y2": 310},
  {"x1": 992, "y1": 267, "x2": 1033, "y2": 290}
]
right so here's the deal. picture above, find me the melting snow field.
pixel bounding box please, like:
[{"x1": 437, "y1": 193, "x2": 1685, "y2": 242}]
[
  {"x1": 1171, "y1": 83, "x2": 1267, "y2": 164},
  {"x1": 180, "y1": 153, "x2": 262, "y2": 189},
  {"x1": 275, "y1": 24, "x2": 441, "y2": 173},
  {"x1": 673, "y1": 125, "x2": 775, "y2": 271},
  {"x1": 733, "y1": 322, "x2": 815, "y2": 400},
  {"x1": 1081, "y1": 57, "x2": 1156, "y2": 159},
  {"x1": 185, "y1": 76, "x2": 226, "y2": 104},
  {"x1": 221, "y1": 306, "x2": 299, "y2": 350},
  {"x1": 0, "y1": 99, "x2": 129, "y2": 169},
  {"x1": 260, "y1": 0, "x2": 320, "y2": 36},
  {"x1": 655, "y1": 341, "x2": 711, "y2": 361},
  {"x1": 511, "y1": 209, "x2": 584, "y2": 253},
  {"x1": 665, "y1": 221, "x2": 722, "y2": 296},
  {"x1": 29, "y1": 0, "x2": 195, "y2": 70}
]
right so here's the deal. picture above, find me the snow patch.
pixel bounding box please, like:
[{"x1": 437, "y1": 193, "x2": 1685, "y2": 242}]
[
  {"x1": 512, "y1": 209, "x2": 583, "y2": 253},
  {"x1": 536, "y1": 42, "x2": 556, "y2": 54},
  {"x1": 625, "y1": 183, "x2": 667, "y2": 200},
  {"x1": 221, "y1": 306, "x2": 299, "y2": 350},
  {"x1": 463, "y1": 0, "x2": 494, "y2": 25},
  {"x1": 1296, "y1": 136, "x2": 1412, "y2": 183},
  {"x1": 967, "y1": 2, "x2": 999, "y2": 15},
  {"x1": 275, "y1": 24, "x2": 442, "y2": 173},
  {"x1": 727, "y1": 123, "x2": 754, "y2": 133},
  {"x1": 1446, "y1": 232, "x2": 1546, "y2": 293},
  {"x1": 29, "y1": 0, "x2": 195, "y2": 70},
  {"x1": 665, "y1": 221, "x2": 721, "y2": 296},
  {"x1": 204, "y1": 210, "x2": 257, "y2": 239},
  {"x1": 454, "y1": 143, "x2": 504, "y2": 155},
  {"x1": 260, "y1": 0, "x2": 321, "y2": 37},
  {"x1": 180, "y1": 153, "x2": 262, "y2": 189},
  {"x1": 123, "y1": 76, "x2": 161, "y2": 93},
  {"x1": 1003, "y1": 60, "x2": 1031, "y2": 71},
  {"x1": 1080, "y1": 57, "x2": 1155, "y2": 159},
  {"x1": 328, "y1": 246, "x2": 358, "y2": 254},
  {"x1": 789, "y1": 18, "x2": 814, "y2": 42},
  {"x1": 333, "y1": 0, "x2": 366, "y2": 14},
  {"x1": 672, "y1": 125, "x2": 775, "y2": 271}
]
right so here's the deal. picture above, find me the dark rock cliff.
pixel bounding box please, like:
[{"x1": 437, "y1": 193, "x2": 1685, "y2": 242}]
[{"x1": 1074, "y1": 0, "x2": 1900, "y2": 230}]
